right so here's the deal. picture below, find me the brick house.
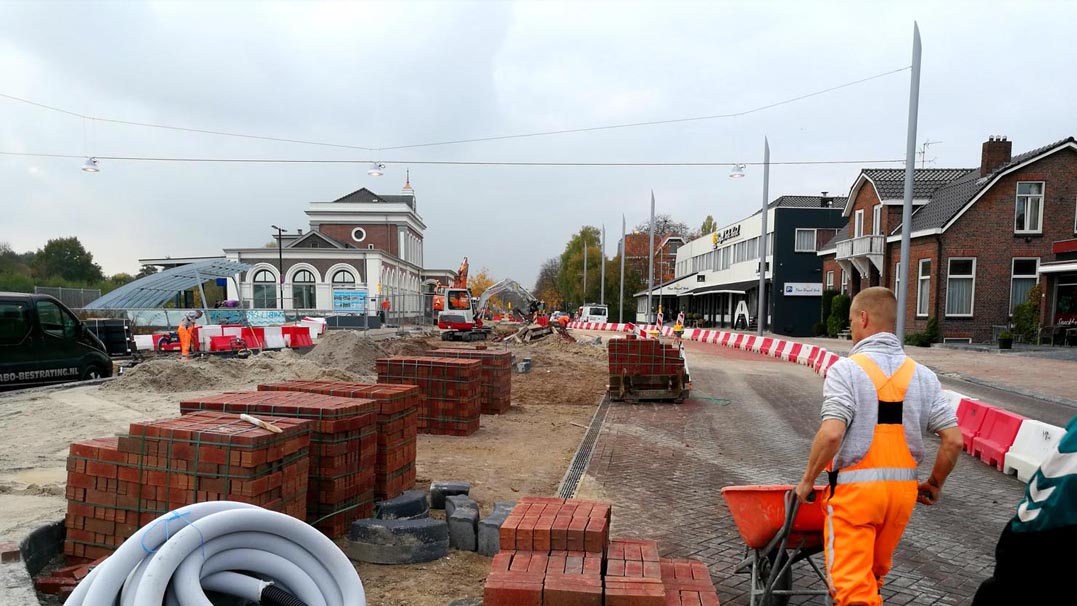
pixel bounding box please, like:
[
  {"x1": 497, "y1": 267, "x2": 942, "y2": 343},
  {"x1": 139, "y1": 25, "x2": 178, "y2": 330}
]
[
  {"x1": 621, "y1": 233, "x2": 685, "y2": 284},
  {"x1": 819, "y1": 135, "x2": 1077, "y2": 343}
]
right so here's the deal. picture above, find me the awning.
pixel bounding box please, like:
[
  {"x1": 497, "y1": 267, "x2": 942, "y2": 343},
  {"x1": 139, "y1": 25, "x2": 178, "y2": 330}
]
[
  {"x1": 632, "y1": 273, "x2": 699, "y2": 298},
  {"x1": 86, "y1": 258, "x2": 251, "y2": 309},
  {"x1": 687, "y1": 278, "x2": 761, "y2": 297},
  {"x1": 691, "y1": 288, "x2": 746, "y2": 297},
  {"x1": 1039, "y1": 262, "x2": 1077, "y2": 274}
]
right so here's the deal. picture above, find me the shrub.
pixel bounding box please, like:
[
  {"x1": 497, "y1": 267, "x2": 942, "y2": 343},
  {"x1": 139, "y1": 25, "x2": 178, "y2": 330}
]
[
  {"x1": 821, "y1": 289, "x2": 838, "y2": 323},
  {"x1": 904, "y1": 316, "x2": 939, "y2": 348},
  {"x1": 1012, "y1": 284, "x2": 1042, "y2": 343},
  {"x1": 812, "y1": 322, "x2": 828, "y2": 337},
  {"x1": 827, "y1": 294, "x2": 851, "y2": 337}
]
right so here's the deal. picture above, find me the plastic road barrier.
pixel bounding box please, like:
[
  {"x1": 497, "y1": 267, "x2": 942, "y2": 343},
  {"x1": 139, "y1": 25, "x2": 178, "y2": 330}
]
[
  {"x1": 971, "y1": 407, "x2": 1028, "y2": 470},
  {"x1": 1003, "y1": 420, "x2": 1067, "y2": 482}
]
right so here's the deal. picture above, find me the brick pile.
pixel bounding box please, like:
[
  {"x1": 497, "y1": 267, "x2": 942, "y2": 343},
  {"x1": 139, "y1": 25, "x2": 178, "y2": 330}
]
[
  {"x1": 375, "y1": 356, "x2": 482, "y2": 436},
  {"x1": 429, "y1": 347, "x2": 513, "y2": 414},
  {"x1": 178, "y1": 390, "x2": 377, "y2": 537},
  {"x1": 63, "y1": 412, "x2": 310, "y2": 562},
  {"x1": 258, "y1": 381, "x2": 420, "y2": 500},
  {"x1": 608, "y1": 336, "x2": 686, "y2": 385},
  {"x1": 484, "y1": 496, "x2": 721, "y2": 606}
]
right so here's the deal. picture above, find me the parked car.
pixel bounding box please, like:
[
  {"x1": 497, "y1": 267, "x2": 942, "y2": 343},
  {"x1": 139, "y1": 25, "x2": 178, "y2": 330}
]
[
  {"x1": 578, "y1": 304, "x2": 609, "y2": 323},
  {"x1": 0, "y1": 292, "x2": 114, "y2": 390}
]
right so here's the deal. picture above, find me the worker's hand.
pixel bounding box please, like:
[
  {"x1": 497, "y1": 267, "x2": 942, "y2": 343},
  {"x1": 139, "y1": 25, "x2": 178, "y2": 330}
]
[
  {"x1": 917, "y1": 479, "x2": 941, "y2": 506},
  {"x1": 794, "y1": 480, "x2": 815, "y2": 504}
]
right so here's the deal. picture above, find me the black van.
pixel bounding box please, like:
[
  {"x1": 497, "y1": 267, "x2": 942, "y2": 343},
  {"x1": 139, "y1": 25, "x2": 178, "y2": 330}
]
[{"x1": 0, "y1": 292, "x2": 113, "y2": 389}]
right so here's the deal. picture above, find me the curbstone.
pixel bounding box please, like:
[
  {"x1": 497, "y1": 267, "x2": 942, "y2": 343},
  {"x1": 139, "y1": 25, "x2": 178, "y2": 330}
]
[
  {"x1": 477, "y1": 507, "x2": 513, "y2": 556},
  {"x1": 347, "y1": 517, "x2": 449, "y2": 564},
  {"x1": 446, "y1": 494, "x2": 479, "y2": 518},
  {"x1": 448, "y1": 507, "x2": 480, "y2": 551},
  {"x1": 375, "y1": 489, "x2": 429, "y2": 520},
  {"x1": 430, "y1": 481, "x2": 471, "y2": 509}
]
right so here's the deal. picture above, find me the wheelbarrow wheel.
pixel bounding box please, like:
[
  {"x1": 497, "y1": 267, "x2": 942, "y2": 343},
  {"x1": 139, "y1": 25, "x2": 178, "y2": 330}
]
[{"x1": 755, "y1": 550, "x2": 792, "y2": 606}]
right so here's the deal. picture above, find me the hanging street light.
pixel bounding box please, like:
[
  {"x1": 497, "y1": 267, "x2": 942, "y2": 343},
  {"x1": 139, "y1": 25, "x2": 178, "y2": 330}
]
[
  {"x1": 82, "y1": 157, "x2": 99, "y2": 173},
  {"x1": 728, "y1": 163, "x2": 746, "y2": 178},
  {"x1": 367, "y1": 162, "x2": 386, "y2": 177}
]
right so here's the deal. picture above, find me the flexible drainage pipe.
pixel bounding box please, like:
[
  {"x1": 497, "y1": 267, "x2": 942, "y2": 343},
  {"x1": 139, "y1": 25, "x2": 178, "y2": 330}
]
[{"x1": 66, "y1": 501, "x2": 365, "y2": 606}]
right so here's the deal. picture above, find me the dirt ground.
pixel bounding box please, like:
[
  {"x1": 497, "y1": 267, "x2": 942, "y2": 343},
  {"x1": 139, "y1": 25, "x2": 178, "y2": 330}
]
[{"x1": 0, "y1": 327, "x2": 609, "y2": 605}]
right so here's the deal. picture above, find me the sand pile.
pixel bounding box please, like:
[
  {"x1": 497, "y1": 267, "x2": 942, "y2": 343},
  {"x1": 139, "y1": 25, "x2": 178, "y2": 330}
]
[
  {"x1": 106, "y1": 349, "x2": 368, "y2": 394},
  {"x1": 528, "y1": 334, "x2": 607, "y2": 359},
  {"x1": 304, "y1": 330, "x2": 390, "y2": 375}
]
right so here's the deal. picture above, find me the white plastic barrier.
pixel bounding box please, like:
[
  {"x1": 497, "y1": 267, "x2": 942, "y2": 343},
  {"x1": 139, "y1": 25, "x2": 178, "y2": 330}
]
[
  {"x1": 133, "y1": 334, "x2": 155, "y2": 352},
  {"x1": 263, "y1": 327, "x2": 287, "y2": 350},
  {"x1": 223, "y1": 326, "x2": 243, "y2": 338},
  {"x1": 1003, "y1": 420, "x2": 1066, "y2": 482},
  {"x1": 199, "y1": 325, "x2": 224, "y2": 351},
  {"x1": 299, "y1": 318, "x2": 326, "y2": 340}
]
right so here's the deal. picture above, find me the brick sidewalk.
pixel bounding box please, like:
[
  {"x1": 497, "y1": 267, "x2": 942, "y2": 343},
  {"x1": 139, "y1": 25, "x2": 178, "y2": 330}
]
[{"x1": 580, "y1": 340, "x2": 1026, "y2": 605}]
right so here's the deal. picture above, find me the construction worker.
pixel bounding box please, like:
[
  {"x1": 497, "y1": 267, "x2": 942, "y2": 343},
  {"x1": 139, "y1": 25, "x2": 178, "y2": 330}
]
[
  {"x1": 557, "y1": 313, "x2": 570, "y2": 331},
  {"x1": 794, "y1": 287, "x2": 963, "y2": 606},
  {"x1": 177, "y1": 310, "x2": 202, "y2": 360},
  {"x1": 971, "y1": 415, "x2": 1077, "y2": 605},
  {"x1": 672, "y1": 318, "x2": 684, "y2": 344}
]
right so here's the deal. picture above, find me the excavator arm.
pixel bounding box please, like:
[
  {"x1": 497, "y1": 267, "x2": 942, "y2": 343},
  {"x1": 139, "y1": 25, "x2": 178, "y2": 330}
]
[{"x1": 476, "y1": 279, "x2": 539, "y2": 319}]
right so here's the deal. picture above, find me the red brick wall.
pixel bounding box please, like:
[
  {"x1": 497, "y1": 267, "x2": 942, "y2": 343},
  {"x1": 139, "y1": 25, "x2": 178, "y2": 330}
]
[
  {"x1": 848, "y1": 183, "x2": 883, "y2": 237},
  {"x1": 318, "y1": 223, "x2": 406, "y2": 256},
  {"x1": 936, "y1": 147, "x2": 1076, "y2": 342},
  {"x1": 885, "y1": 238, "x2": 942, "y2": 335}
]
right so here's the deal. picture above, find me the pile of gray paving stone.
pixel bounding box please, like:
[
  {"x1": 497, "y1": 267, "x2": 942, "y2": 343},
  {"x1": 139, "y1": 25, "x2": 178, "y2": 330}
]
[{"x1": 345, "y1": 481, "x2": 516, "y2": 564}]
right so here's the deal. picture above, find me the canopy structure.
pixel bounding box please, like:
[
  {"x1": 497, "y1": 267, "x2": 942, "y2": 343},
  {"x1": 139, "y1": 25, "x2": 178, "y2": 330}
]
[
  {"x1": 633, "y1": 273, "x2": 699, "y2": 298},
  {"x1": 85, "y1": 258, "x2": 251, "y2": 309}
]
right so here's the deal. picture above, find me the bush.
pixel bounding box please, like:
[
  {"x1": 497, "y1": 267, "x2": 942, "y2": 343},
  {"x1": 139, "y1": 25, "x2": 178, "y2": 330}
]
[
  {"x1": 1012, "y1": 284, "x2": 1042, "y2": 343},
  {"x1": 925, "y1": 316, "x2": 940, "y2": 343},
  {"x1": 821, "y1": 289, "x2": 838, "y2": 324},
  {"x1": 827, "y1": 294, "x2": 851, "y2": 337},
  {"x1": 812, "y1": 322, "x2": 828, "y2": 337},
  {"x1": 905, "y1": 316, "x2": 940, "y2": 348}
]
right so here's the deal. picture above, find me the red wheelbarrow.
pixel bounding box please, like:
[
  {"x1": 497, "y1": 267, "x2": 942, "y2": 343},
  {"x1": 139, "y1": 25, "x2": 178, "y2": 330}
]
[{"x1": 720, "y1": 485, "x2": 831, "y2": 606}]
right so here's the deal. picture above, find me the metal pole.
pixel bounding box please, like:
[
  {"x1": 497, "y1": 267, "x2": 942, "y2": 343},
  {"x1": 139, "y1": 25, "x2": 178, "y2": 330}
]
[
  {"x1": 897, "y1": 22, "x2": 921, "y2": 341},
  {"x1": 648, "y1": 190, "x2": 656, "y2": 324},
  {"x1": 757, "y1": 138, "x2": 770, "y2": 337},
  {"x1": 271, "y1": 225, "x2": 284, "y2": 310},
  {"x1": 619, "y1": 215, "x2": 626, "y2": 323},
  {"x1": 600, "y1": 225, "x2": 606, "y2": 305},
  {"x1": 583, "y1": 231, "x2": 588, "y2": 304}
]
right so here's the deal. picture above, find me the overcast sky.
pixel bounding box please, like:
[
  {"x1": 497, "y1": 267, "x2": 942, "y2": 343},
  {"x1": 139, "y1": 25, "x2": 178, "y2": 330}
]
[{"x1": 1, "y1": 0, "x2": 1074, "y2": 287}]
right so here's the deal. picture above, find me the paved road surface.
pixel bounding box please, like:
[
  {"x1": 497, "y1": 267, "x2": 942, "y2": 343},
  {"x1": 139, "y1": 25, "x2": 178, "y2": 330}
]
[{"x1": 580, "y1": 337, "x2": 1043, "y2": 606}]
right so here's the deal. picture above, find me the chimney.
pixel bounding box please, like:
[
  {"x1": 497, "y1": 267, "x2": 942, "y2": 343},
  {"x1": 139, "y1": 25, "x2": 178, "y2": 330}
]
[
  {"x1": 820, "y1": 191, "x2": 831, "y2": 207},
  {"x1": 981, "y1": 135, "x2": 1012, "y2": 177},
  {"x1": 296, "y1": 228, "x2": 303, "y2": 235}
]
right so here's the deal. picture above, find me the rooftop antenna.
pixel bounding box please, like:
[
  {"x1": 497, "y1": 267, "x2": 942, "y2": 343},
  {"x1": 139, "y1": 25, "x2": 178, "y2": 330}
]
[{"x1": 917, "y1": 139, "x2": 942, "y2": 168}]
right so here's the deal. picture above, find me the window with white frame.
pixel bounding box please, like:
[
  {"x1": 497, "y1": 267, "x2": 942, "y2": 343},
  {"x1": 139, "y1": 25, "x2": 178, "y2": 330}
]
[
  {"x1": 841, "y1": 269, "x2": 848, "y2": 294},
  {"x1": 945, "y1": 258, "x2": 976, "y2": 317},
  {"x1": 894, "y1": 262, "x2": 901, "y2": 291},
  {"x1": 826, "y1": 271, "x2": 834, "y2": 291},
  {"x1": 1010, "y1": 258, "x2": 1039, "y2": 313},
  {"x1": 872, "y1": 205, "x2": 882, "y2": 236},
  {"x1": 1014, "y1": 182, "x2": 1044, "y2": 233},
  {"x1": 854, "y1": 209, "x2": 865, "y2": 238},
  {"x1": 916, "y1": 259, "x2": 931, "y2": 317},
  {"x1": 795, "y1": 229, "x2": 817, "y2": 252}
]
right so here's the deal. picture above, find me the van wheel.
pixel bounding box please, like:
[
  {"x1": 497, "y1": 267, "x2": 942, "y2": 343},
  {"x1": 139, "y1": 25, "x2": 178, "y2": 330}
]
[{"x1": 81, "y1": 366, "x2": 103, "y2": 380}]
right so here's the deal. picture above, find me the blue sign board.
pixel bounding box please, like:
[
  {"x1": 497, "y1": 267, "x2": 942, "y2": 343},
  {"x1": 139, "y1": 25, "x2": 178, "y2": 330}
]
[{"x1": 333, "y1": 289, "x2": 369, "y2": 311}]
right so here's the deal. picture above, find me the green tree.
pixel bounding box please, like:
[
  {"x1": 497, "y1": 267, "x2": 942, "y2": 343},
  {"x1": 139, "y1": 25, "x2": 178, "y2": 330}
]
[
  {"x1": 100, "y1": 273, "x2": 135, "y2": 294},
  {"x1": 827, "y1": 294, "x2": 851, "y2": 337},
  {"x1": 700, "y1": 215, "x2": 716, "y2": 236},
  {"x1": 31, "y1": 237, "x2": 103, "y2": 284},
  {"x1": 534, "y1": 257, "x2": 564, "y2": 310},
  {"x1": 557, "y1": 226, "x2": 604, "y2": 307},
  {"x1": 136, "y1": 265, "x2": 159, "y2": 279},
  {"x1": 633, "y1": 214, "x2": 690, "y2": 239}
]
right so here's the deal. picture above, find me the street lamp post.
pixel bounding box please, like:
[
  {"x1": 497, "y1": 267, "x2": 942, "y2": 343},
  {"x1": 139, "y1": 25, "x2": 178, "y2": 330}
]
[
  {"x1": 271, "y1": 225, "x2": 285, "y2": 310},
  {"x1": 757, "y1": 138, "x2": 770, "y2": 337}
]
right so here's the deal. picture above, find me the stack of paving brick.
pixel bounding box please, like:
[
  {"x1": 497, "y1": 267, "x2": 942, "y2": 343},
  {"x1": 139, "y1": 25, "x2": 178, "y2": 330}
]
[
  {"x1": 608, "y1": 336, "x2": 686, "y2": 386},
  {"x1": 178, "y1": 390, "x2": 377, "y2": 537},
  {"x1": 429, "y1": 347, "x2": 513, "y2": 414},
  {"x1": 63, "y1": 412, "x2": 310, "y2": 562},
  {"x1": 375, "y1": 356, "x2": 482, "y2": 436},
  {"x1": 258, "y1": 381, "x2": 419, "y2": 500},
  {"x1": 485, "y1": 496, "x2": 720, "y2": 606}
]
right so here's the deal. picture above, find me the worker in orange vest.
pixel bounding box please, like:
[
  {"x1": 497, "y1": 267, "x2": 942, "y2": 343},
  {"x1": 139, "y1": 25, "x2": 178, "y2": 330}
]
[
  {"x1": 177, "y1": 310, "x2": 202, "y2": 360},
  {"x1": 380, "y1": 297, "x2": 391, "y2": 324},
  {"x1": 795, "y1": 287, "x2": 963, "y2": 606}
]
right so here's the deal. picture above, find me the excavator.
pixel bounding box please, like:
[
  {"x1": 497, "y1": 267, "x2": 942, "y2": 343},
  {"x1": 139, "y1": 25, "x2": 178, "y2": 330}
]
[{"x1": 434, "y1": 259, "x2": 543, "y2": 341}]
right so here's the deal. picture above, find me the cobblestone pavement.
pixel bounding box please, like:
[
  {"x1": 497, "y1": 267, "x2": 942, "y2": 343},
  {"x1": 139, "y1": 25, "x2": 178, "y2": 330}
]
[{"x1": 581, "y1": 338, "x2": 1032, "y2": 606}]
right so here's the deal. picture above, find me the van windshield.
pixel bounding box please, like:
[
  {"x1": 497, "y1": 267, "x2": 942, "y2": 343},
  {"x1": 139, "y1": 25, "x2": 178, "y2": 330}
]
[{"x1": 590, "y1": 307, "x2": 607, "y2": 316}]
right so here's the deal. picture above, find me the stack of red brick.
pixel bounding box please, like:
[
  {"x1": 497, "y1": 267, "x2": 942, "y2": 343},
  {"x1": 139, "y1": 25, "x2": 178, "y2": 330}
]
[
  {"x1": 608, "y1": 336, "x2": 686, "y2": 389},
  {"x1": 178, "y1": 390, "x2": 378, "y2": 537},
  {"x1": 259, "y1": 380, "x2": 420, "y2": 500},
  {"x1": 33, "y1": 556, "x2": 104, "y2": 602},
  {"x1": 375, "y1": 356, "x2": 482, "y2": 436},
  {"x1": 63, "y1": 412, "x2": 310, "y2": 562},
  {"x1": 485, "y1": 496, "x2": 720, "y2": 606},
  {"x1": 430, "y1": 347, "x2": 513, "y2": 414}
]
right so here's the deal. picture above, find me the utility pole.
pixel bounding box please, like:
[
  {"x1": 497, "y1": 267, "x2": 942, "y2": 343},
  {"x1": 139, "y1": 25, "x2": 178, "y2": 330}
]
[
  {"x1": 756, "y1": 138, "x2": 769, "y2": 337},
  {"x1": 647, "y1": 190, "x2": 656, "y2": 324},
  {"x1": 271, "y1": 225, "x2": 284, "y2": 310},
  {"x1": 619, "y1": 215, "x2": 625, "y2": 323},
  {"x1": 600, "y1": 225, "x2": 606, "y2": 305},
  {"x1": 582, "y1": 231, "x2": 588, "y2": 304},
  {"x1": 897, "y1": 22, "x2": 922, "y2": 341}
]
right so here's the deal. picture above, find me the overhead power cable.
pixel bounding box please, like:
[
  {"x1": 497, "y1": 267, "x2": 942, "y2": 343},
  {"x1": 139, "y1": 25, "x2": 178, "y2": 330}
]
[
  {"x1": 0, "y1": 66, "x2": 909, "y2": 152},
  {"x1": 0, "y1": 150, "x2": 906, "y2": 167}
]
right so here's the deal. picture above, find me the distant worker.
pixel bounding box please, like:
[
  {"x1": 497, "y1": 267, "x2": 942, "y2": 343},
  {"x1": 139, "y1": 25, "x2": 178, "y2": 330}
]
[
  {"x1": 557, "y1": 313, "x2": 570, "y2": 331},
  {"x1": 177, "y1": 310, "x2": 202, "y2": 360},
  {"x1": 380, "y1": 297, "x2": 391, "y2": 324},
  {"x1": 972, "y1": 415, "x2": 1077, "y2": 606},
  {"x1": 672, "y1": 318, "x2": 684, "y2": 344},
  {"x1": 795, "y1": 287, "x2": 962, "y2": 606}
]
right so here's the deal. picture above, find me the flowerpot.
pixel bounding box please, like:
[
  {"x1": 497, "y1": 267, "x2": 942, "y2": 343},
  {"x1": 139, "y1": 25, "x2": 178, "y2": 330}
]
[{"x1": 998, "y1": 337, "x2": 1013, "y2": 350}]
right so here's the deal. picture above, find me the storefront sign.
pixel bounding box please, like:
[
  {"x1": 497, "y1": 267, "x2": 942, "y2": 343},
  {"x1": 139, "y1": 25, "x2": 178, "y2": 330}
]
[
  {"x1": 333, "y1": 289, "x2": 369, "y2": 311},
  {"x1": 712, "y1": 225, "x2": 741, "y2": 249},
  {"x1": 783, "y1": 282, "x2": 823, "y2": 297}
]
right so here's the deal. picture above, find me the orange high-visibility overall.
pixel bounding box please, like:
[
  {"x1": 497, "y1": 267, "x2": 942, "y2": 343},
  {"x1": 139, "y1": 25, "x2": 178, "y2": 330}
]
[
  {"x1": 178, "y1": 324, "x2": 193, "y2": 358},
  {"x1": 824, "y1": 354, "x2": 919, "y2": 606}
]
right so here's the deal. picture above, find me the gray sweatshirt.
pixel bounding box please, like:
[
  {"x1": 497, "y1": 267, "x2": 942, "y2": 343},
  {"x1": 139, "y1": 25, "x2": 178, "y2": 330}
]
[{"x1": 821, "y1": 332, "x2": 958, "y2": 470}]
